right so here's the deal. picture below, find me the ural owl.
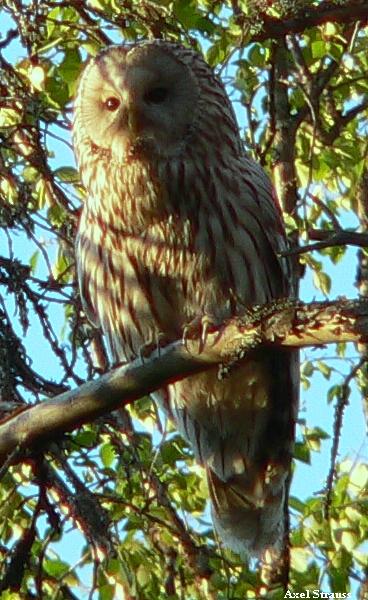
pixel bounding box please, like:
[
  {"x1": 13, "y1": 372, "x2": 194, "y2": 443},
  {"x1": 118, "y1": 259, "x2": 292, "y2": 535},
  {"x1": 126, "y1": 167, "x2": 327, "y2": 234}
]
[{"x1": 73, "y1": 40, "x2": 298, "y2": 557}]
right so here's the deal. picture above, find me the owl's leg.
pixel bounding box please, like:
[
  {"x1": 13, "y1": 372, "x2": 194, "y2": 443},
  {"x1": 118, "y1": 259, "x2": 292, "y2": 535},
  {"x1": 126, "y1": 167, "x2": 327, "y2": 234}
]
[{"x1": 182, "y1": 314, "x2": 218, "y2": 354}]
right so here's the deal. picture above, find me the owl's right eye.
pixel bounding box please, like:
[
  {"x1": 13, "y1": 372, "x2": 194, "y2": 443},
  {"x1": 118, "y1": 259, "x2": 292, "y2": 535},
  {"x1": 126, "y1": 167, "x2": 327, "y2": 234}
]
[
  {"x1": 103, "y1": 97, "x2": 121, "y2": 111},
  {"x1": 144, "y1": 87, "x2": 169, "y2": 104}
]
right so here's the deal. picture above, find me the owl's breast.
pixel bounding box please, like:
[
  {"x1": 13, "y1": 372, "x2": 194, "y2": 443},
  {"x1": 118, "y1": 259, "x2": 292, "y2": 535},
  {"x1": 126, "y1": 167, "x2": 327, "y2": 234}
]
[{"x1": 76, "y1": 205, "x2": 219, "y2": 362}]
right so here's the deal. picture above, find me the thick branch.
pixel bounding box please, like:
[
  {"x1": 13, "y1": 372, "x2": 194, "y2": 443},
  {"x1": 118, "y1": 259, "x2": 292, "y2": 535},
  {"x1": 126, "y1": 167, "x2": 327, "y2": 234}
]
[
  {"x1": 252, "y1": 0, "x2": 368, "y2": 42},
  {"x1": 1, "y1": 297, "x2": 368, "y2": 465},
  {"x1": 271, "y1": 41, "x2": 299, "y2": 216}
]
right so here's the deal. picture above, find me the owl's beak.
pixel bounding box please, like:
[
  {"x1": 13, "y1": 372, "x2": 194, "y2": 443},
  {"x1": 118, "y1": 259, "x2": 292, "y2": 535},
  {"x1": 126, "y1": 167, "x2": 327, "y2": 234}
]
[
  {"x1": 119, "y1": 92, "x2": 140, "y2": 139},
  {"x1": 127, "y1": 109, "x2": 140, "y2": 138}
]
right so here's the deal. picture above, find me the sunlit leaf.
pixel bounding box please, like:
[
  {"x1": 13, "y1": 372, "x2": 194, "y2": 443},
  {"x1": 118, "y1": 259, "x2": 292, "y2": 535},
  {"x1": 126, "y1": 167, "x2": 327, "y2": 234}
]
[{"x1": 100, "y1": 443, "x2": 117, "y2": 468}]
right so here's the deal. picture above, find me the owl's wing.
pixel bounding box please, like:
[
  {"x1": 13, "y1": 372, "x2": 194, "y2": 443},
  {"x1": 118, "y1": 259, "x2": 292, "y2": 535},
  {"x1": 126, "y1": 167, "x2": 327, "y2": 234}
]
[
  {"x1": 197, "y1": 155, "x2": 294, "y2": 316},
  {"x1": 242, "y1": 156, "x2": 296, "y2": 294},
  {"x1": 164, "y1": 156, "x2": 299, "y2": 556}
]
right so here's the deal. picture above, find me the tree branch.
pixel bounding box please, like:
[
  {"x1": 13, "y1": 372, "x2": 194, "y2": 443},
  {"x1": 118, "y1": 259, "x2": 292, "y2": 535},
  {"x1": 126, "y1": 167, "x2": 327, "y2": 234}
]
[
  {"x1": 0, "y1": 28, "x2": 18, "y2": 50},
  {"x1": 314, "y1": 98, "x2": 368, "y2": 145},
  {"x1": 252, "y1": 0, "x2": 368, "y2": 42},
  {"x1": 1, "y1": 297, "x2": 368, "y2": 465},
  {"x1": 284, "y1": 229, "x2": 368, "y2": 254}
]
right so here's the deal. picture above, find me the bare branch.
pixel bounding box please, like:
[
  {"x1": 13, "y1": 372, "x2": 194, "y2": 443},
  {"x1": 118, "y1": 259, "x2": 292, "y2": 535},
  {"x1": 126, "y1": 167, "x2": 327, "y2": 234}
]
[
  {"x1": 1, "y1": 297, "x2": 368, "y2": 465},
  {"x1": 323, "y1": 359, "x2": 364, "y2": 518},
  {"x1": 0, "y1": 28, "x2": 18, "y2": 50}
]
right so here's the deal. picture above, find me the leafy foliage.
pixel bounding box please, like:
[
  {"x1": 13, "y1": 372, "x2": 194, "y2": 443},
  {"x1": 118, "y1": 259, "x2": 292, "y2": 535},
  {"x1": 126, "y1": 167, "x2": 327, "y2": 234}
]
[{"x1": 0, "y1": 1, "x2": 367, "y2": 598}]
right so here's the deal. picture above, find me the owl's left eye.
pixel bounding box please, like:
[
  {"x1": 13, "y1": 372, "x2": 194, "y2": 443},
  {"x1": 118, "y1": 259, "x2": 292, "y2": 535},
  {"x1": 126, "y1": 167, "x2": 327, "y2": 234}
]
[{"x1": 103, "y1": 97, "x2": 121, "y2": 111}]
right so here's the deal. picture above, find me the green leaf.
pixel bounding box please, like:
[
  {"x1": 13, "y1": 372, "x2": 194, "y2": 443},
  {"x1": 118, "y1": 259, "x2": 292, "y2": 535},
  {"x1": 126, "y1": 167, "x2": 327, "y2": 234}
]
[
  {"x1": 328, "y1": 566, "x2": 350, "y2": 593},
  {"x1": 100, "y1": 443, "x2": 116, "y2": 468},
  {"x1": 206, "y1": 38, "x2": 230, "y2": 66},
  {"x1": 29, "y1": 250, "x2": 40, "y2": 274},
  {"x1": 316, "y1": 360, "x2": 331, "y2": 379},
  {"x1": 160, "y1": 439, "x2": 187, "y2": 465},
  {"x1": 333, "y1": 528, "x2": 358, "y2": 552},
  {"x1": 44, "y1": 558, "x2": 71, "y2": 577},
  {"x1": 289, "y1": 496, "x2": 306, "y2": 514},
  {"x1": 291, "y1": 547, "x2": 312, "y2": 572},
  {"x1": 313, "y1": 270, "x2": 331, "y2": 295},
  {"x1": 46, "y1": 6, "x2": 61, "y2": 38},
  {"x1": 45, "y1": 74, "x2": 69, "y2": 107},
  {"x1": 52, "y1": 249, "x2": 70, "y2": 280},
  {"x1": 99, "y1": 584, "x2": 115, "y2": 600},
  {"x1": 311, "y1": 40, "x2": 326, "y2": 59},
  {"x1": 293, "y1": 442, "x2": 311, "y2": 464},
  {"x1": 307, "y1": 426, "x2": 330, "y2": 441},
  {"x1": 22, "y1": 166, "x2": 38, "y2": 183},
  {"x1": 327, "y1": 384, "x2": 342, "y2": 402},
  {"x1": 324, "y1": 23, "x2": 337, "y2": 36},
  {"x1": 74, "y1": 429, "x2": 98, "y2": 448},
  {"x1": 348, "y1": 463, "x2": 368, "y2": 492},
  {"x1": 302, "y1": 361, "x2": 314, "y2": 377},
  {"x1": 173, "y1": 0, "x2": 215, "y2": 33},
  {"x1": 53, "y1": 166, "x2": 80, "y2": 183},
  {"x1": 82, "y1": 40, "x2": 103, "y2": 57},
  {"x1": 248, "y1": 44, "x2": 268, "y2": 68},
  {"x1": 136, "y1": 564, "x2": 150, "y2": 587},
  {"x1": 58, "y1": 48, "x2": 82, "y2": 93}
]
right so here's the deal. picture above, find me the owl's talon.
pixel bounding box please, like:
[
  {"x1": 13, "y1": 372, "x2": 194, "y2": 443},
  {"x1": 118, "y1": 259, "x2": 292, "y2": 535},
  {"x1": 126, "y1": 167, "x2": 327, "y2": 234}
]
[
  {"x1": 182, "y1": 324, "x2": 191, "y2": 352},
  {"x1": 155, "y1": 332, "x2": 167, "y2": 357},
  {"x1": 182, "y1": 315, "x2": 215, "y2": 354},
  {"x1": 200, "y1": 317, "x2": 210, "y2": 350},
  {"x1": 139, "y1": 340, "x2": 152, "y2": 363},
  {"x1": 139, "y1": 332, "x2": 168, "y2": 362}
]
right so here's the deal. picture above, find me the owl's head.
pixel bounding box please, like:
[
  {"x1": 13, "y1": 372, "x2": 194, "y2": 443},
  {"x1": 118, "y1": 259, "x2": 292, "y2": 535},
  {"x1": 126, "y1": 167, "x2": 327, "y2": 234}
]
[{"x1": 73, "y1": 41, "x2": 241, "y2": 165}]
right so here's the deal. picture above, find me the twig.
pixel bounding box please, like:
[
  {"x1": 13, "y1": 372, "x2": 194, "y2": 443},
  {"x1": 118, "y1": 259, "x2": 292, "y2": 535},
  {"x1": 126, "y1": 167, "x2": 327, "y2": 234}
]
[
  {"x1": 0, "y1": 29, "x2": 18, "y2": 50},
  {"x1": 283, "y1": 229, "x2": 368, "y2": 255},
  {"x1": 323, "y1": 359, "x2": 365, "y2": 518}
]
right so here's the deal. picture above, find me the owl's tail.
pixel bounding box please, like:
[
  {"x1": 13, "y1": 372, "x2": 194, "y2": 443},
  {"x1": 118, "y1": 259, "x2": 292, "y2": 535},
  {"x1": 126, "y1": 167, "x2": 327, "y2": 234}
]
[
  {"x1": 162, "y1": 349, "x2": 298, "y2": 557},
  {"x1": 206, "y1": 462, "x2": 288, "y2": 557}
]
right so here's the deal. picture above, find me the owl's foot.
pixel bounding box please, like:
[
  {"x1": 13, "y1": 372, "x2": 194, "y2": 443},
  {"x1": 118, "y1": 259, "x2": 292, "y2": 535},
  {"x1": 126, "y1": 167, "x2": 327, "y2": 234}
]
[
  {"x1": 182, "y1": 315, "x2": 216, "y2": 354},
  {"x1": 139, "y1": 332, "x2": 169, "y2": 362}
]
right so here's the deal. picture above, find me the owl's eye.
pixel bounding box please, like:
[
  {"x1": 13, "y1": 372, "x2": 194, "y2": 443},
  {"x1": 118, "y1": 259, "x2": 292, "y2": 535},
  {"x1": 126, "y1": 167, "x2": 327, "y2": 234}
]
[
  {"x1": 103, "y1": 97, "x2": 121, "y2": 111},
  {"x1": 144, "y1": 87, "x2": 169, "y2": 104}
]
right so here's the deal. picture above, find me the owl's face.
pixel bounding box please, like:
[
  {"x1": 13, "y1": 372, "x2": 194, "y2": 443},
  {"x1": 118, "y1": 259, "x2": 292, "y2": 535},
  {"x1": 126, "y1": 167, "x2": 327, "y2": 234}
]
[{"x1": 75, "y1": 44, "x2": 200, "y2": 162}]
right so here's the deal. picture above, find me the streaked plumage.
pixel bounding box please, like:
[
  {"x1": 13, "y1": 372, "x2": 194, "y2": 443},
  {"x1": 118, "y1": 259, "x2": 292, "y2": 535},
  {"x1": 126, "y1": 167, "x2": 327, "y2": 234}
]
[{"x1": 73, "y1": 40, "x2": 298, "y2": 556}]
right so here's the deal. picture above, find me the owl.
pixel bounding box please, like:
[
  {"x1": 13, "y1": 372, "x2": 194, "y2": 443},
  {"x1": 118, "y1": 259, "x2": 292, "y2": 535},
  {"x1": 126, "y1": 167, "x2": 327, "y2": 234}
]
[{"x1": 73, "y1": 40, "x2": 299, "y2": 557}]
